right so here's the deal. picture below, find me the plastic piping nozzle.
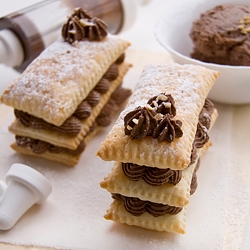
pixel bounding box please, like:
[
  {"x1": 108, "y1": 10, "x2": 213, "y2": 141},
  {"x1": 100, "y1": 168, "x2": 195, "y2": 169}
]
[{"x1": 0, "y1": 163, "x2": 52, "y2": 230}]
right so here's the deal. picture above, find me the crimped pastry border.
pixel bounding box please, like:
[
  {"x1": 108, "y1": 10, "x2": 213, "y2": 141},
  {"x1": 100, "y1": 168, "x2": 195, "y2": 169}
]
[{"x1": 104, "y1": 199, "x2": 188, "y2": 234}]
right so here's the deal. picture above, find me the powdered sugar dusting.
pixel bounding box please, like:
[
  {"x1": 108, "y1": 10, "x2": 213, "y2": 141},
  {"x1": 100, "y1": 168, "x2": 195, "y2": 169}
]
[{"x1": 1, "y1": 35, "x2": 130, "y2": 126}]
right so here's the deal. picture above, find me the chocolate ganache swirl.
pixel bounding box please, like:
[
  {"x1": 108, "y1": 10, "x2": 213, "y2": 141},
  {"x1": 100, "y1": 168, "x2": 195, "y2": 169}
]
[
  {"x1": 114, "y1": 159, "x2": 200, "y2": 217},
  {"x1": 102, "y1": 64, "x2": 119, "y2": 81},
  {"x1": 124, "y1": 93, "x2": 183, "y2": 142},
  {"x1": 62, "y1": 8, "x2": 107, "y2": 44},
  {"x1": 73, "y1": 101, "x2": 92, "y2": 120},
  {"x1": 94, "y1": 78, "x2": 110, "y2": 94},
  {"x1": 153, "y1": 114, "x2": 183, "y2": 142},
  {"x1": 115, "y1": 53, "x2": 125, "y2": 64},
  {"x1": 112, "y1": 193, "x2": 183, "y2": 217},
  {"x1": 124, "y1": 106, "x2": 158, "y2": 140},
  {"x1": 85, "y1": 90, "x2": 100, "y2": 107},
  {"x1": 96, "y1": 86, "x2": 132, "y2": 127}
]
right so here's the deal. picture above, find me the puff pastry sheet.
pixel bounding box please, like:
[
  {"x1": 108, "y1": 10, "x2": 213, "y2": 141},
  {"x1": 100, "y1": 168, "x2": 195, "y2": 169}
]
[
  {"x1": 8, "y1": 63, "x2": 131, "y2": 150},
  {"x1": 97, "y1": 63, "x2": 219, "y2": 170},
  {"x1": 0, "y1": 35, "x2": 130, "y2": 126}
]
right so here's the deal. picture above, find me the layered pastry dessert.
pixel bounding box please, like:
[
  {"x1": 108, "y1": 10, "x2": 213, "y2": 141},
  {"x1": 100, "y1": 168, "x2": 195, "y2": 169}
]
[
  {"x1": 190, "y1": 4, "x2": 250, "y2": 66},
  {"x1": 97, "y1": 63, "x2": 219, "y2": 234},
  {"x1": 0, "y1": 8, "x2": 132, "y2": 166}
]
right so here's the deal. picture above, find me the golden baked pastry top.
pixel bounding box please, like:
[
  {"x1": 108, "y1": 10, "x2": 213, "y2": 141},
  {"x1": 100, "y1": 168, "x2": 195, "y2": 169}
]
[{"x1": 0, "y1": 35, "x2": 130, "y2": 126}]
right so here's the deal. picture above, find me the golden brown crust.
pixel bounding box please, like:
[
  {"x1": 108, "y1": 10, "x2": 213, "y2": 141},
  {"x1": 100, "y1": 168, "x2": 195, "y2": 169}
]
[
  {"x1": 0, "y1": 35, "x2": 130, "y2": 126},
  {"x1": 97, "y1": 63, "x2": 219, "y2": 170},
  {"x1": 104, "y1": 199, "x2": 187, "y2": 234}
]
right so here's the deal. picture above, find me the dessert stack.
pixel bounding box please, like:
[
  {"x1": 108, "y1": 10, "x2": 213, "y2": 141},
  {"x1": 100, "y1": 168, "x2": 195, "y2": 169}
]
[
  {"x1": 97, "y1": 63, "x2": 219, "y2": 233},
  {"x1": 0, "y1": 8, "x2": 132, "y2": 166}
]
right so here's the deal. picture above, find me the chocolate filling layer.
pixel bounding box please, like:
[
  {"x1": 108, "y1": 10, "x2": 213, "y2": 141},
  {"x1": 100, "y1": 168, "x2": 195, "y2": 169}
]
[
  {"x1": 15, "y1": 85, "x2": 131, "y2": 156},
  {"x1": 111, "y1": 193, "x2": 183, "y2": 217},
  {"x1": 190, "y1": 159, "x2": 200, "y2": 195},
  {"x1": 16, "y1": 134, "x2": 87, "y2": 155},
  {"x1": 122, "y1": 163, "x2": 182, "y2": 186},
  {"x1": 113, "y1": 159, "x2": 200, "y2": 217}
]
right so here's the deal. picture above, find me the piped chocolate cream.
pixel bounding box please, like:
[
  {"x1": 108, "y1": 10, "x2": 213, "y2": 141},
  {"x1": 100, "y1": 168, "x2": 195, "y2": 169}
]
[
  {"x1": 124, "y1": 93, "x2": 183, "y2": 142},
  {"x1": 122, "y1": 162, "x2": 182, "y2": 186},
  {"x1": 111, "y1": 193, "x2": 183, "y2": 217},
  {"x1": 62, "y1": 8, "x2": 108, "y2": 43}
]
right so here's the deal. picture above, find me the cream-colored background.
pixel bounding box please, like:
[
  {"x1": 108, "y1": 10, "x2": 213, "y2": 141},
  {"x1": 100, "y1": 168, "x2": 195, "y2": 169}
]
[{"x1": 0, "y1": 1, "x2": 250, "y2": 249}]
